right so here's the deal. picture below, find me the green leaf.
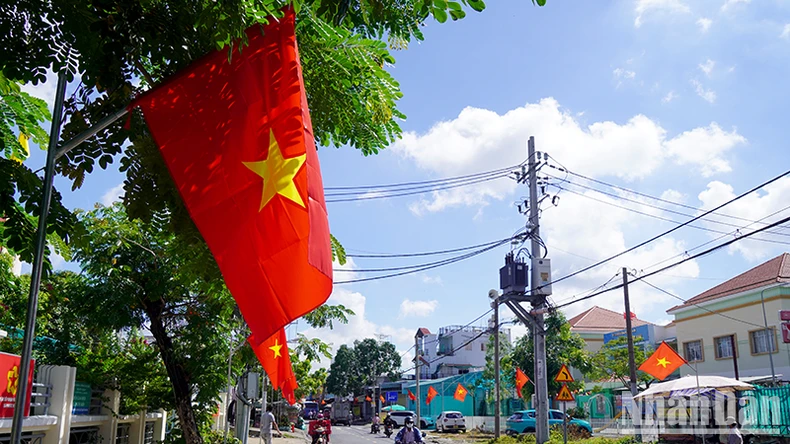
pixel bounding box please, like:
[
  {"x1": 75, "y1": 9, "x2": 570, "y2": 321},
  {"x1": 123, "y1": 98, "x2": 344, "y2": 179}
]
[
  {"x1": 467, "y1": 0, "x2": 486, "y2": 12},
  {"x1": 432, "y1": 7, "x2": 448, "y2": 23}
]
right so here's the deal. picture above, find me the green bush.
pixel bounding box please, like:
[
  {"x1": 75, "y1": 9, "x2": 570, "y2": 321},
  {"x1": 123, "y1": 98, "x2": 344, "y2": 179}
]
[{"x1": 203, "y1": 430, "x2": 241, "y2": 444}]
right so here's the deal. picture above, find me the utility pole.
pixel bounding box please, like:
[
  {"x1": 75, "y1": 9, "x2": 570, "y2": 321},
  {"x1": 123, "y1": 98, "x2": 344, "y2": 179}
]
[
  {"x1": 493, "y1": 299, "x2": 501, "y2": 438},
  {"x1": 622, "y1": 268, "x2": 640, "y2": 441},
  {"x1": 729, "y1": 334, "x2": 739, "y2": 380},
  {"x1": 415, "y1": 332, "x2": 422, "y2": 428},
  {"x1": 528, "y1": 136, "x2": 549, "y2": 444}
]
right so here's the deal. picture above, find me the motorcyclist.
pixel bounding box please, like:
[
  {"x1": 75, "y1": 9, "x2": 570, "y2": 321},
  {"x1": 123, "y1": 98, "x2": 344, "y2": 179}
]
[
  {"x1": 395, "y1": 417, "x2": 423, "y2": 444},
  {"x1": 371, "y1": 414, "x2": 381, "y2": 433},
  {"x1": 309, "y1": 413, "x2": 332, "y2": 444},
  {"x1": 384, "y1": 414, "x2": 396, "y2": 429}
]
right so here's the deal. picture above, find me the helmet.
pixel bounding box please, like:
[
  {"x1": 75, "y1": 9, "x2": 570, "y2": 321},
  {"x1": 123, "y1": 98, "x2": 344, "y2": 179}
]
[
  {"x1": 317, "y1": 413, "x2": 324, "y2": 419},
  {"x1": 404, "y1": 417, "x2": 414, "y2": 425}
]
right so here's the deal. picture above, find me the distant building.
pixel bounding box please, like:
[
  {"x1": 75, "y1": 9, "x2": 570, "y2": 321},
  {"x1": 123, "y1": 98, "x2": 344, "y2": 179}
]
[
  {"x1": 667, "y1": 253, "x2": 790, "y2": 381},
  {"x1": 416, "y1": 324, "x2": 510, "y2": 379}
]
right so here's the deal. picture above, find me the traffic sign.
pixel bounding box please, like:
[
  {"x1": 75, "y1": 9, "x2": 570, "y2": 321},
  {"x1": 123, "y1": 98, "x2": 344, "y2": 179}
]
[
  {"x1": 554, "y1": 364, "x2": 574, "y2": 383},
  {"x1": 556, "y1": 384, "x2": 574, "y2": 402},
  {"x1": 781, "y1": 310, "x2": 790, "y2": 321}
]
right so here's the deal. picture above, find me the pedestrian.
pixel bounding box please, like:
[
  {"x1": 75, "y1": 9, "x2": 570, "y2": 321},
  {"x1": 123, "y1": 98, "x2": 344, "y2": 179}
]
[
  {"x1": 726, "y1": 416, "x2": 742, "y2": 444},
  {"x1": 261, "y1": 405, "x2": 280, "y2": 444}
]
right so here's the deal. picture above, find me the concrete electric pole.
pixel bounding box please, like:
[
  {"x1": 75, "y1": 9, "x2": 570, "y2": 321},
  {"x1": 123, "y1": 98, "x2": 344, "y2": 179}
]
[
  {"x1": 622, "y1": 268, "x2": 640, "y2": 441},
  {"x1": 415, "y1": 331, "x2": 422, "y2": 428},
  {"x1": 492, "y1": 296, "x2": 501, "y2": 438},
  {"x1": 528, "y1": 136, "x2": 550, "y2": 444}
]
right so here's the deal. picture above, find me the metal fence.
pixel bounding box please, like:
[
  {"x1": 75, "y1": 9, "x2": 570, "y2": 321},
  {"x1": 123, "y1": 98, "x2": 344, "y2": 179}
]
[{"x1": 740, "y1": 386, "x2": 790, "y2": 436}]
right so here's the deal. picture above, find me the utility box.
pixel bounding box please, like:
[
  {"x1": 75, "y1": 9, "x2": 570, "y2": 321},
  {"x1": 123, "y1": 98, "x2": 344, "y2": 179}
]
[
  {"x1": 246, "y1": 372, "x2": 260, "y2": 400},
  {"x1": 533, "y1": 258, "x2": 552, "y2": 295},
  {"x1": 500, "y1": 253, "x2": 528, "y2": 294}
]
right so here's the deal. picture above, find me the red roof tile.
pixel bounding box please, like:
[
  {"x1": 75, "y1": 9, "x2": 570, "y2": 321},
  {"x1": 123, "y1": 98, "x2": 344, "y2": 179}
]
[
  {"x1": 668, "y1": 253, "x2": 790, "y2": 312},
  {"x1": 568, "y1": 306, "x2": 650, "y2": 333}
]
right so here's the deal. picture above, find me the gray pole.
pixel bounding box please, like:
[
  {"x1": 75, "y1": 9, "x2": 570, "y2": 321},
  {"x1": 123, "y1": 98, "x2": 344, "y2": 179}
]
[
  {"x1": 622, "y1": 268, "x2": 640, "y2": 441},
  {"x1": 528, "y1": 136, "x2": 549, "y2": 444},
  {"x1": 759, "y1": 287, "x2": 777, "y2": 385},
  {"x1": 415, "y1": 334, "x2": 421, "y2": 428},
  {"x1": 729, "y1": 334, "x2": 739, "y2": 380},
  {"x1": 493, "y1": 299, "x2": 501, "y2": 438},
  {"x1": 10, "y1": 72, "x2": 68, "y2": 444}
]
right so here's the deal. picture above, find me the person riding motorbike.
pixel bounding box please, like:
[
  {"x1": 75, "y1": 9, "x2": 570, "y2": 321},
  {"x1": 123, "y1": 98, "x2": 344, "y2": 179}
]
[
  {"x1": 394, "y1": 417, "x2": 423, "y2": 444},
  {"x1": 371, "y1": 415, "x2": 381, "y2": 434},
  {"x1": 309, "y1": 413, "x2": 332, "y2": 444},
  {"x1": 383, "y1": 415, "x2": 394, "y2": 438}
]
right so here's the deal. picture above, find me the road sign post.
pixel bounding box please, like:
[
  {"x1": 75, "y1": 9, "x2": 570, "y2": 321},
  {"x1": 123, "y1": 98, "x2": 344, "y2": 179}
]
[
  {"x1": 555, "y1": 385, "x2": 574, "y2": 444},
  {"x1": 554, "y1": 364, "x2": 574, "y2": 383}
]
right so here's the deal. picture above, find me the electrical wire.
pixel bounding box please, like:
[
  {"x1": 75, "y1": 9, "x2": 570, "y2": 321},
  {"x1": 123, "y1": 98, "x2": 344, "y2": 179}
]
[
  {"x1": 550, "y1": 184, "x2": 790, "y2": 246},
  {"x1": 550, "y1": 176, "x2": 790, "y2": 238},
  {"x1": 325, "y1": 162, "x2": 525, "y2": 191},
  {"x1": 345, "y1": 236, "x2": 516, "y2": 259},
  {"x1": 400, "y1": 321, "x2": 501, "y2": 374},
  {"x1": 334, "y1": 235, "x2": 518, "y2": 284},
  {"x1": 552, "y1": 212, "x2": 790, "y2": 310},
  {"x1": 637, "y1": 278, "x2": 770, "y2": 329}
]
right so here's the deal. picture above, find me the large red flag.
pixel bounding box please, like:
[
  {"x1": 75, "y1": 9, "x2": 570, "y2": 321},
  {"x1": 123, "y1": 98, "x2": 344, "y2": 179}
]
[
  {"x1": 132, "y1": 8, "x2": 333, "y2": 344},
  {"x1": 453, "y1": 384, "x2": 468, "y2": 402},
  {"x1": 250, "y1": 329, "x2": 297, "y2": 402},
  {"x1": 638, "y1": 341, "x2": 686, "y2": 381}
]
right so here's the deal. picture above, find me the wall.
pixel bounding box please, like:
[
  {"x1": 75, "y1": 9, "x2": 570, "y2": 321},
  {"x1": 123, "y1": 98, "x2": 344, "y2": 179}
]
[{"x1": 672, "y1": 287, "x2": 790, "y2": 379}]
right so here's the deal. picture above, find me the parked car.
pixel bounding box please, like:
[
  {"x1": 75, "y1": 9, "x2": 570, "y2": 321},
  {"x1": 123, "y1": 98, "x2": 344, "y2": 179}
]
[
  {"x1": 436, "y1": 411, "x2": 466, "y2": 433},
  {"x1": 505, "y1": 410, "x2": 592, "y2": 436},
  {"x1": 388, "y1": 411, "x2": 434, "y2": 429}
]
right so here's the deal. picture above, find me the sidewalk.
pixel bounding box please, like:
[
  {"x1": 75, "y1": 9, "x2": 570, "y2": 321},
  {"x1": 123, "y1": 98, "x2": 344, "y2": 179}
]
[{"x1": 248, "y1": 427, "x2": 309, "y2": 444}]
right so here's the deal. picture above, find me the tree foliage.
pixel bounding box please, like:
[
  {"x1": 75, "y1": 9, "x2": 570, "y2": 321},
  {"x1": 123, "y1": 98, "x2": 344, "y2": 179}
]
[
  {"x1": 587, "y1": 336, "x2": 654, "y2": 390},
  {"x1": 326, "y1": 338, "x2": 401, "y2": 396},
  {"x1": 481, "y1": 331, "x2": 518, "y2": 399},
  {"x1": 511, "y1": 311, "x2": 592, "y2": 396}
]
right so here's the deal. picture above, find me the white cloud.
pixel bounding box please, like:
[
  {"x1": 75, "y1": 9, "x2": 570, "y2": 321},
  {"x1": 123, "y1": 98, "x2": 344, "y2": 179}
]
[
  {"x1": 20, "y1": 71, "x2": 59, "y2": 111},
  {"x1": 399, "y1": 299, "x2": 439, "y2": 318},
  {"x1": 392, "y1": 98, "x2": 745, "y2": 214},
  {"x1": 421, "y1": 274, "x2": 444, "y2": 285},
  {"x1": 665, "y1": 123, "x2": 745, "y2": 177},
  {"x1": 613, "y1": 68, "x2": 637, "y2": 88},
  {"x1": 661, "y1": 189, "x2": 686, "y2": 203},
  {"x1": 634, "y1": 0, "x2": 690, "y2": 28},
  {"x1": 691, "y1": 79, "x2": 717, "y2": 103},
  {"x1": 12, "y1": 256, "x2": 22, "y2": 276},
  {"x1": 662, "y1": 91, "x2": 678, "y2": 103},
  {"x1": 101, "y1": 183, "x2": 125, "y2": 206},
  {"x1": 697, "y1": 179, "x2": 790, "y2": 261},
  {"x1": 699, "y1": 59, "x2": 716, "y2": 77},
  {"x1": 697, "y1": 17, "x2": 713, "y2": 33},
  {"x1": 721, "y1": 0, "x2": 750, "y2": 12},
  {"x1": 781, "y1": 24, "x2": 790, "y2": 40}
]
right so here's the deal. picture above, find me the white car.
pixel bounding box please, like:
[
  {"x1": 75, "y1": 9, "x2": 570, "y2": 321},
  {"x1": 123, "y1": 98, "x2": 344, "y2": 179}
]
[
  {"x1": 386, "y1": 411, "x2": 431, "y2": 429},
  {"x1": 437, "y1": 411, "x2": 466, "y2": 433}
]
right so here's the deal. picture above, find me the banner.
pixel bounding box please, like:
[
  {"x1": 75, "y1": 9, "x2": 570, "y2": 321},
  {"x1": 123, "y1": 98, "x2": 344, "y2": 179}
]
[{"x1": 0, "y1": 352, "x2": 35, "y2": 418}]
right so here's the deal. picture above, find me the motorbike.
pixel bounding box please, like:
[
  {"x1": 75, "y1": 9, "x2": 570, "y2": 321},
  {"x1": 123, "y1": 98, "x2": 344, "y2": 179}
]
[
  {"x1": 384, "y1": 423, "x2": 393, "y2": 438},
  {"x1": 371, "y1": 423, "x2": 380, "y2": 434},
  {"x1": 314, "y1": 426, "x2": 328, "y2": 444}
]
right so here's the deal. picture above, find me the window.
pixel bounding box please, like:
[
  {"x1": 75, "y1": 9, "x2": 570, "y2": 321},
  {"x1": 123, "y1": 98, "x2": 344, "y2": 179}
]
[
  {"x1": 714, "y1": 335, "x2": 735, "y2": 359},
  {"x1": 550, "y1": 411, "x2": 565, "y2": 420},
  {"x1": 526, "y1": 411, "x2": 536, "y2": 418},
  {"x1": 481, "y1": 343, "x2": 486, "y2": 352},
  {"x1": 446, "y1": 413, "x2": 462, "y2": 419},
  {"x1": 508, "y1": 413, "x2": 523, "y2": 421},
  {"x1": 683, "y1": 340, "x2": 704, "y2": 362},
  {"x1": 750, "y1": 328, "x2": 777, "y2": 355}
]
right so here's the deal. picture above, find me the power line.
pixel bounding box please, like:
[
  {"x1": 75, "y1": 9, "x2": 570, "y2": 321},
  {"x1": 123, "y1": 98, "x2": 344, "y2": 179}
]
[
  {"x1": 550, "y1": 176, "x2": 790, "y2": 238},
  {"x1": 637, "y1": 278, "x2": 769, "y2": 329},
  {"x1": 346, "y1": 236, "x2": 517, "y2": 259},
  {"x1": 531, "y1": 167, "x2": 790, "y2": 293},
  {"x1": 334, "y1": 235, "x2": 518, "y2": 284},
  {"x1": 325, "y1": 162, "x2": 524, "y2": 191},
  {"x1": 551, "y1": 184, "x2": 790, "y2": 246},
  {"x1": 552, "y1": 212, "x2": 790, "y2": 310}
]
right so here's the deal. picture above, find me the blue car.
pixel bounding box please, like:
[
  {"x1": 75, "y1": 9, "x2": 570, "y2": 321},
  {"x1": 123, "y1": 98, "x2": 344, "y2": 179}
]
[{"x1": 505, "y1": 410, "x2": 592, "y2": 436}]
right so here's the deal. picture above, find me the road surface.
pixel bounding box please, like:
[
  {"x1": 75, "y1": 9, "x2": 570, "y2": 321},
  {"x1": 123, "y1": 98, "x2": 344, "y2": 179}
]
[{"x1": 330, "y1": 425, "x2": 397, "y2": 444}]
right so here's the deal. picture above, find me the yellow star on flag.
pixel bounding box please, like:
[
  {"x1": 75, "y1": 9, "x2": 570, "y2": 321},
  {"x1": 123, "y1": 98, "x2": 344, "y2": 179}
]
[
  {"x1": 656, "y1": 357, "x2": 671, "y2": 368},
  {"x1": 7, "y1": 365, "x2": 19, "y2": 396},
  {"x1": 243, "y1": 130, "x2": 306, "y2": 211},
  {"x1": 269, "y1": 339, "x2": 283, "y2": 358}
]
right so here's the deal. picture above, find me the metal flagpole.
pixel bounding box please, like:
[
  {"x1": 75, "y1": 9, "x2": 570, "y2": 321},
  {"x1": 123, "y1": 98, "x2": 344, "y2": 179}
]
[{"x1": 10, "y1": 72, "x2": 68, "y2": 444}]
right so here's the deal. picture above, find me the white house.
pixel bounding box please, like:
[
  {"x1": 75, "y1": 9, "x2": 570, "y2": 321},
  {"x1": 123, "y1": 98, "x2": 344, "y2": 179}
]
[{"x1": 416, "y1": 325, "x2": 510, "y2": 379}]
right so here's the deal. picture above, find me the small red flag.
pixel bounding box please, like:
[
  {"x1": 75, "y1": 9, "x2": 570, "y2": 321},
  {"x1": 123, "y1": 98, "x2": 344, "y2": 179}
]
[
  {"x1": 380, "y1": 395, "x2": 386, "y2": 403},
  {"x1": 132, "y1": 7, "x2": 333, "y2": 345},
  {"x1": 426, "y1": 386, "x2": 438, "y2": 405},
  {"x1": 454, "y1": 384, "x2": 468, "y2": 402},
  {"x1": 249, "y1": 329, "x2": 297, "y2": 403},
  {"x1": 515, "y1": 368, "x2": 530, "y2": 398},
  {"x1": 366, "y1": 396, "x2": 372, "y2": 402},
  {"x1": 408, "y1": 389, "x2": 416, "y2": 401},
  {"x1": 638, "y1": 341, "x2": 686, "y2": 381}
]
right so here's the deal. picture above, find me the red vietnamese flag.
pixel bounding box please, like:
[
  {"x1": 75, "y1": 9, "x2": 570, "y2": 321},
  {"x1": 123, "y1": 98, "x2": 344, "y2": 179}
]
[
  {"x1": 426, "y1": 386, "x2": 438, "y2": 405},
  {"x1": 380, "y1": 395, "x2": 386, "y2": 404},
  {"x1": 408, "y1": 389, "x2": 416, "y2": 401},
  {"x1": 638, "y1": 341, "x2": 686, "y2": 381},
  {"x1": 515, "y1": 368, "x2": 530, "y2": 398},
  {"x1": 249, "y1": 329, "x2": 297, "y2": 401},
  {"x1": 132, "y1": 8, "x2": 332, "y2": 344},
  {"x1": 453, "y1": 384, "x2": 468, "y2": 402}
]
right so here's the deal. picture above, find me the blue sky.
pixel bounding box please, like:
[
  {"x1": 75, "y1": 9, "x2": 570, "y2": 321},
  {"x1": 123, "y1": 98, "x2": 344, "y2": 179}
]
[{"x1": 19, "y1": 0, "x2": 790, "y2": 367}]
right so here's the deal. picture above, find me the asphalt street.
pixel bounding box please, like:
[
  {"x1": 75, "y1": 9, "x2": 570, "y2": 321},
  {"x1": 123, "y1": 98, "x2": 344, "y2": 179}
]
[{"x1": 330, "y1": 425, "x2": 398, "y2": 444}]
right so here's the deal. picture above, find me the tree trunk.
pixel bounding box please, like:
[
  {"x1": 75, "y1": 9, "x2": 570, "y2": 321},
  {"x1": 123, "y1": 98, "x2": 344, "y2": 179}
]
[{"x1": 147, "y1": 299, "x2": 204, "y2": 444}]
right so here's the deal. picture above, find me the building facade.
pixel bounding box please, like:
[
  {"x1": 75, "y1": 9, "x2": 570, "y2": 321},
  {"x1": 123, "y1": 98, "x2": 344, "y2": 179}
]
[
  {"x1": 416, "y1": 325, "x2": 510, "y2": 379},
  {"x1": 667, "y1": 253, "x2": 790, "y2": 381}
]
